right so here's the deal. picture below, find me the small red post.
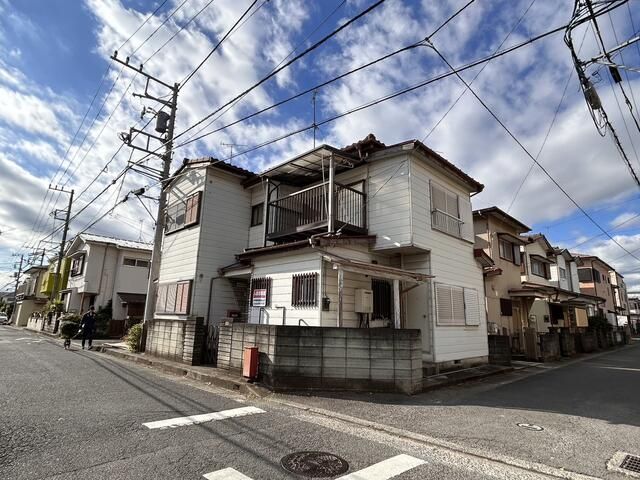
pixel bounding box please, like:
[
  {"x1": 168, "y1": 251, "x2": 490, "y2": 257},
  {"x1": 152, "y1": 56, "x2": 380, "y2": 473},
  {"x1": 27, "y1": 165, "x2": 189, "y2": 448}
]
[{"x1": 242, "y1": 346, "x2": 259, "y2": 379}]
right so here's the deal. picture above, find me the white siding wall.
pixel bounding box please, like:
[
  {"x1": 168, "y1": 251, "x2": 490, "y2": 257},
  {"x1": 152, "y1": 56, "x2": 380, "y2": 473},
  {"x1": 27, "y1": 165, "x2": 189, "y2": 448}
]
[
  {"x1": 368, "y1": 155, "x2": 412, "y2": 249},
  {"x1": 407, "y1": 155, "x2": 487, "y2": 363},
  {"x1": 248, "y1": 250, "x2": 322, "y2": 326},
  {"x1": 403, "y1": 252, "x2": 433, "y2": 360},
  {"x1": 569, "y1": 261, "x2": 580, "y2": 293},
  {"x1": 158, "y1": 169, "x2": 205, "y2": 285},
  {"x1": 522, "y1": 241, "x2": 554, "y2": 287},
  {"x1": 551, "y1": 255, "x2": 569, "y2": 290},
  {"x1": 192, "y1": 168, "x2": 252, "y2": 324}
]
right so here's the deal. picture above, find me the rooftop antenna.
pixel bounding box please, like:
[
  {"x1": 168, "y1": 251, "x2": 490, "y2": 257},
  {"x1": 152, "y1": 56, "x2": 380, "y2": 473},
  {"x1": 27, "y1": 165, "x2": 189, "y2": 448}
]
[{"x1": 220, "y1": 142, "x2": 249, "y2": 160}]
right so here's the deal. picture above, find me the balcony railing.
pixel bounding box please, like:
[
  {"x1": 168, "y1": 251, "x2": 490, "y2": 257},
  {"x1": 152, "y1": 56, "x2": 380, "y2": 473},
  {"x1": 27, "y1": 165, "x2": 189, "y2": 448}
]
[
  {"x1": 431, "y1": 209, "x2": 463, "y2": 238},
  {"x1": 267, "y1": 181, "x2": 366, "y2": 241}
]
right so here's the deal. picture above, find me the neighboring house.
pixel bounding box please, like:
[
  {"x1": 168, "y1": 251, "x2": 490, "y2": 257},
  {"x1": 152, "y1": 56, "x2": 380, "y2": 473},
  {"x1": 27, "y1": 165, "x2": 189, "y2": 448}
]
[
  {"x1": 473, "y1": 207, "x2": 531, "y2": 348},
  {"x1": 148, "y1": 134, "x2": 489, "y2": 370},
  {"x1": 63, "y1": 234, "x2": 152, "y2": 330},
  {"x1": 573, "y1": 254, "x2": 618, "y2": 324},
  {"x1": 610, "y1": 271, "x2": 629, "y2": 325},
  {"x1": 39, "y1": 257, "x2": 71, "y2": 299},
  {"x1": 0, "y1": 291, "x2": 15, "y2": 305},
  {"x1": 629, "y1": 296, "x2": 640, "y2": 332},
  {"x1": 13, "y1": 265, "x2": 48, "y2": 327}
]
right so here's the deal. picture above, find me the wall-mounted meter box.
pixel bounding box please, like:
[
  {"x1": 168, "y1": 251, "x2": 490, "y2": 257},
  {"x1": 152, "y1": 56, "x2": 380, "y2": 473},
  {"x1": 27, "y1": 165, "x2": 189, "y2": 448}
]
[{"x1": 354, "y1": 289, "x2": 373, "y2": 313}]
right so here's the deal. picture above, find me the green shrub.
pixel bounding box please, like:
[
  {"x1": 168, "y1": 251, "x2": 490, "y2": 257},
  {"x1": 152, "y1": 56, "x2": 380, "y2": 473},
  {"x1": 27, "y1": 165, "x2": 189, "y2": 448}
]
[
  {"x1": 95, "y1": 301, "x2": 112, "y2": 337},
  {"x1": 126, "y1": 323, "x2": 143, "y2": 352},
  {"x1": 58, "y1": 312, "x2": 81, "y2": 324},
  {"x1": 59, "y1": 321, "x2": 80, "y2": 339}
]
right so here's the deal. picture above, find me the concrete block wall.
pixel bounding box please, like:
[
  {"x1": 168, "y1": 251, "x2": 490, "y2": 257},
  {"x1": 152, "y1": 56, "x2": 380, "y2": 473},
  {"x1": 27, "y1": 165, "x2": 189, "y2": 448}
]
[
  {"x1": 559, "y1": 331, "x2": 576, "y2": 357},
  {"x1": 182, "y1": 317, "x2": 204, "y2": 365},
  {"x1": 146, "y1": 320, "x2": 184, "y2": 362},
  {"x1": 487, "y1": 335, "x2": 511, "y2": 366},
  {"x1": 218, "y1": 324, "x2": 422, "y2": 394},
  {"x1": 540, "y1": 333, "x2": 560, "y2": 362}
]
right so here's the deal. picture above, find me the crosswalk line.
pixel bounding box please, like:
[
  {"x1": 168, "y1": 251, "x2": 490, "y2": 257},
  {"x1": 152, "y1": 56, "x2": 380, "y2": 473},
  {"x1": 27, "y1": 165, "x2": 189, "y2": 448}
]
[
  {"x1": 143, "y1": 406, "x2": 265, "y2": 430},
  {"x1": 203, "y1": 467, "x2": 253, "y2": 480},
  {"x1": 203, "y1": 454, "x2": 426, "y2": 480},
  {"x1": 336, "y1": 454, "x2": 426, "y2": 480}
]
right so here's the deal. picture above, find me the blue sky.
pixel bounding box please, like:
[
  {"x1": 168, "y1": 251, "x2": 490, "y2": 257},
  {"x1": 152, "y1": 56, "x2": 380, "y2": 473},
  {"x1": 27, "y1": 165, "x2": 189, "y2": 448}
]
[{"x1": 1, "y1": 0, "x2": 640, "y2": 291}]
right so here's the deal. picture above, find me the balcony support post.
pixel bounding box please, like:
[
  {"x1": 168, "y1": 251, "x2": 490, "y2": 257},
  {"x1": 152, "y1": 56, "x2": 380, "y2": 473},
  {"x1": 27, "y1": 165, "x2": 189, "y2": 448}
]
[
  {"x1": 328, "y1": 153, "x2": 335, "y2": 233},
  {"x1": 393, "y1": 279, "x2": 401, "y2": 329},
  {"x1": 262, "y1": 179, "x2": 271, "y2": 247}
]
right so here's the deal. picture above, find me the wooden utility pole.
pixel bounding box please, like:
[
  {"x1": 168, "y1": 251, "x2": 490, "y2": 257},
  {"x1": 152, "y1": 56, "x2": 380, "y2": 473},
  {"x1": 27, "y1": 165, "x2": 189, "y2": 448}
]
[
  {"x1": 10, "y1": 253, "x2": 24, "y2": 322},
  {"x1": 49, "y1": 185, "x2": 74, "y2": 303},
  {"x1": 111, "y1": 53, "x2": 179, "y2": 349}
]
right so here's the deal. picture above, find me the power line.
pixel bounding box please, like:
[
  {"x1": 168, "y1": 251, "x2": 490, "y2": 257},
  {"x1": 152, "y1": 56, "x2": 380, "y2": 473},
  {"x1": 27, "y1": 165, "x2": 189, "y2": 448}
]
[
  {"x1": 128, "y1": 0, "x2": 192, "y2": 58},
  {"x1": 426, "y1": 38, "x2": 640, "y2": 265},
  {"x1": 117, "y1": 0, "x2": 171, "y2": 52},
  {"x1": 176, "y1": 0, "x2": 388, "y2": 140},
  {"x1": 507, "y1": 27, "x2": 590, "y2": 213},
  {"x1": 180, "y1": 0, "x2": 261, "y2": 87},
  {"x1": 181, "y1": 0, "x2": 349, "y2": 145},
  {"x1": 423, "y1": 0, "x2": 537, "y2": 143}
]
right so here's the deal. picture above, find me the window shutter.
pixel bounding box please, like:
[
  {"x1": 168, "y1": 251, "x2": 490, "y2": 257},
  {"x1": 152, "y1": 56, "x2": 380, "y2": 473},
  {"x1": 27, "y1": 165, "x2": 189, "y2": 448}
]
[
  {"x1": 156, "y1": 284, "x2": 167, "y2": 312},
  {"x1": 430, "y1": 182, "x2": 446, "y2": 212},
  {"x1": 464, "y1": 288, "x2": 480, "y2": 326},
  {"x1": 459, "y1": 196, "x2": 473, "y2": 242},
  {"x1": 165, "y1": 284, "x2": 177, "y2": 312},
  {"x1": 446, "y1": 191, "x2": 459, "y2": 218},
  {"x1": 435, "y1": 284, "x2": 453, "y2": 325},
  {"x1": 176, "y1": 281, "x2": 191, "y2": 314},
  {"x1": 451, "y1": 286, "x2": 465, "y2": 323},
  {"x1": 185, "y1": 192, "x2": 201, "y2": 225}
]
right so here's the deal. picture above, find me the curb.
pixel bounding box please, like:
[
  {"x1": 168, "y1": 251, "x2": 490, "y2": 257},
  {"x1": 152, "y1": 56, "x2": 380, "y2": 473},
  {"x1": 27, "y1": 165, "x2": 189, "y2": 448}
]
[
  {"x1": 423, "y1": 366, "x2": 514, "y2": 392},
  {"x1": 97, "y1": 346, "x2": 269, "y2": 398}
]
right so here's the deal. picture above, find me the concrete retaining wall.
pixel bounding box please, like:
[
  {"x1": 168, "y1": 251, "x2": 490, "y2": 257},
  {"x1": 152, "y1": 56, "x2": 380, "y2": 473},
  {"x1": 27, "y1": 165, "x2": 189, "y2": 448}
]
[
  {"x1": 540, "y1": 333, "x2": 560, "y2": 362},
  {"x1": 487, "y1": 335, "x2": 511, "y2": 366},
  {"x1": 576, "y1": 331, "x2": 596, "y2": 353},
  {"x1": 146, "y1": 317, "x2": 205, "y2": 366},
  {"x1": 217, "y1": 324, "x2": 423, "y2": 395},
  {"x1": 559, "y1": 331, "x2": 576, "y2": 357}
]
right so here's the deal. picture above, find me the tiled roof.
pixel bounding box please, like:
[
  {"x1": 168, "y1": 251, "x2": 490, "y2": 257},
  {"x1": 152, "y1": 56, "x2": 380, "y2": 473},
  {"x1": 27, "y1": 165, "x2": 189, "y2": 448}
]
[{"x1": 80, "y1": 233, "x2": 153, "y2": 251}]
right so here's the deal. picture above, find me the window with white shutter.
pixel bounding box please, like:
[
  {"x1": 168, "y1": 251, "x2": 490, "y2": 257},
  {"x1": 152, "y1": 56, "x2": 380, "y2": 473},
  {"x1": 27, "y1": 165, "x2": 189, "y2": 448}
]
[
  {"x1": 430, "y1": 181, "x2": 463, "y2": 237},
  {"x1": 464, "y1": 288, "x2": 480, "y2": 326},
  {"x1": 436, "y1": 284, "x2": 465, "y2": 325},
  {"x1": 436, "y1": 283, "x2": 481, "y2": 327}
]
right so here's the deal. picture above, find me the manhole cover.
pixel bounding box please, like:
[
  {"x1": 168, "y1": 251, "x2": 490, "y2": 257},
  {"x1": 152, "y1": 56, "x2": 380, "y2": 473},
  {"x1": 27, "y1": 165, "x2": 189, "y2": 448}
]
[
  {"x1": 621, "y1": 455, "x2": 640, "y2": 474},
  {"x1": 281, "y1": 451, "x2": 349, "y2": 477},
  {"x1": 516, "y1": 423, "x2": 544, "y2": 431}
]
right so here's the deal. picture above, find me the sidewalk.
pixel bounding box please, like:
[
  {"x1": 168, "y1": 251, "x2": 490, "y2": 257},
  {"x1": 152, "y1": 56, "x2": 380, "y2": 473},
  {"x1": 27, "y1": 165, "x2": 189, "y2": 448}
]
[{"x1": 97, "y1": 345, "x2": 269, "y2": 397}]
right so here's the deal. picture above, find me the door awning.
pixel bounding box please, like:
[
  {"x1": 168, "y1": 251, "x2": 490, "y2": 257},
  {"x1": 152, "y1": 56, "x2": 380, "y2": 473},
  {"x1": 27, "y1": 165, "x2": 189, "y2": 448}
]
[
  {"x1": 319, "y1": 252, "x2": 434, "y2": 283},
  {"x1": 117, "y1": 293, "x2": 146, "y2": 304}
]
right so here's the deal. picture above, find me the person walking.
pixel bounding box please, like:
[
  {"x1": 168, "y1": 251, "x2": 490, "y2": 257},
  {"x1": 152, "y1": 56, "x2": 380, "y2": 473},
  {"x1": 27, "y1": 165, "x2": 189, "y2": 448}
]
[{"x1": 81, "y1": 306, "x2": 97, "y2": 350}]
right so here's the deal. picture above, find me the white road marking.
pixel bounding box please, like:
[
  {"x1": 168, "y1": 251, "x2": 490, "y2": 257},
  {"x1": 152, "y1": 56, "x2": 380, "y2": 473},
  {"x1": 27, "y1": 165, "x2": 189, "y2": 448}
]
[
  {"x1": 336, "y1": 454, "x2": 426, "y2": 480},
  {"x1": 202, "y1": 455, "x2": 426, "y2": 480},
  {"x1": 143, "y1": 406, "x2": 265, "y2": 430},
  {"x1": 203, "y1": 467, "x2": 253, "y2": 480}
]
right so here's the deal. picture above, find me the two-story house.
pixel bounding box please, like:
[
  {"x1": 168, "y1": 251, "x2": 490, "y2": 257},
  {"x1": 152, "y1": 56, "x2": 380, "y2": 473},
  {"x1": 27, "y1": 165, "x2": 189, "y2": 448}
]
[
  {"x1": 147, "y1": 134, "x2": 489, "y2": 371},
  {"x1": 473, "y1": 207, "x2": 531, "y2": 350},
  {"x1": 13, "y1": 265, "x2": 48, "y2": 327},
  {"x1": 610, "y1": 270, "x2": 629, "y2": 325},
  {"x1": 573, "y1": 254, "x2": 617, "y2": 323},
  {"x1": 63, "y1": 234, "x2": 152, "y2": 333},
  {"x1": 629, "y1": 296, "x2": 640, "y2": 333}
]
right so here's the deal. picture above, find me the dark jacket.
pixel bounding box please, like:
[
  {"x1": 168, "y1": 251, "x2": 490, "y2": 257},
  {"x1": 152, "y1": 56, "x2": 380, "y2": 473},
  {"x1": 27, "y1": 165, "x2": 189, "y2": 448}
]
[{"x1": 81, "y1": 311, "x2": 96, "y2": 331}]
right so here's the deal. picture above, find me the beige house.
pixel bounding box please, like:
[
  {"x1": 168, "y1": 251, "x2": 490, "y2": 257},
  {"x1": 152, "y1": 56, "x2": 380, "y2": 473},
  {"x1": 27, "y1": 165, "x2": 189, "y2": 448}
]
[
  {"x1": 574, "y1": 254, "x2": 625, "y2": 325},
  {"x1": 12, "y1": 265, "x2": 48, "y2": 327},
  {"x1": 473, "y1": 207, "x2": 530, "y2": 346}
]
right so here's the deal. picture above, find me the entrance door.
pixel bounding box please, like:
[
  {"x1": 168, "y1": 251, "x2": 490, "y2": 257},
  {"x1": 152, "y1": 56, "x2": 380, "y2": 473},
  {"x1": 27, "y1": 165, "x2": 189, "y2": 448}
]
[{"x1": 511, "y1": 305, "x2": 523, "y2": 353}]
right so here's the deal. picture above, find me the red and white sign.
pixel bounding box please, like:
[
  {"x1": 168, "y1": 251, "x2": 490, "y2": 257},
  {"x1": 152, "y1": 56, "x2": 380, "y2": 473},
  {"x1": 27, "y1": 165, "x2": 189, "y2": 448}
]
[{"x1": 252, "y1": 289, "x2": 267, "y2": 307}]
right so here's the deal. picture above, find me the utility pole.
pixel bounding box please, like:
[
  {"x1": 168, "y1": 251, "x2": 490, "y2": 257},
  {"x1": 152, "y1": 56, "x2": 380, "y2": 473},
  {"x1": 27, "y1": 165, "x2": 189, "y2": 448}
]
[
  {"x1": 49, "y1": 185, "x2": 74, "y2": 303},
  {"x1": 112, "y1": 52, "x2": 179, "y2": 349},
  {"x1": 10, "y1": 253, "x2": 24, "y2": 323}
]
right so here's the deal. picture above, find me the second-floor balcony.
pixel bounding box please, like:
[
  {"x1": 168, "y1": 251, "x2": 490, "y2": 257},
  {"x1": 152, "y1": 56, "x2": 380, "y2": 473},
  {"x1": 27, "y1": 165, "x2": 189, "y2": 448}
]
[{"x1": 267, "y1": 181, "x2": 367, "y2": 242}]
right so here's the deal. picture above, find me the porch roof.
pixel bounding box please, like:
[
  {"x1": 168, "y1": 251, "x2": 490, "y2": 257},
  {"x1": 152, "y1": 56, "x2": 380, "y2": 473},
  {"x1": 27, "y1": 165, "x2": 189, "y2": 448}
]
[
  {"x1": 318, "y1": 251, "x2": 434, "y2": 283},
  {"x1": 117, "y1": 293, "x2": 146, "y2": 304},
  {"x1": 498, "y1": 232, "x2": 528, "y2": 245},
  {"x1": 244, "y1": 145, "x2": 362, "y2": 187},
  {"x1": 530, "y1": 254, "x2": 555, "y2": 264}
]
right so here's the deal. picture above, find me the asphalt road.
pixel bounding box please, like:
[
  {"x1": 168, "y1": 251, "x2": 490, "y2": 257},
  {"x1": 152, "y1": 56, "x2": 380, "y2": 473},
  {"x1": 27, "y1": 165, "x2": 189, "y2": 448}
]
[
  {"x1": 276, "y1": 341, "x2": 640, "y2": 480},
  {"x1": 0, "y1": 326, "x2": 568, "y2": 480}
]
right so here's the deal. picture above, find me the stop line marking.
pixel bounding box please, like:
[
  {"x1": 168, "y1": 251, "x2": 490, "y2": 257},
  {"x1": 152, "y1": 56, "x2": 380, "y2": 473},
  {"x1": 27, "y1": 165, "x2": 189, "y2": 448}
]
[
  {"x1": 143, "y1": 406, "x2": 265, "y2": 430},
  {"x1": 203, "y1": 454, "x2": 426, "y2": 479}
]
